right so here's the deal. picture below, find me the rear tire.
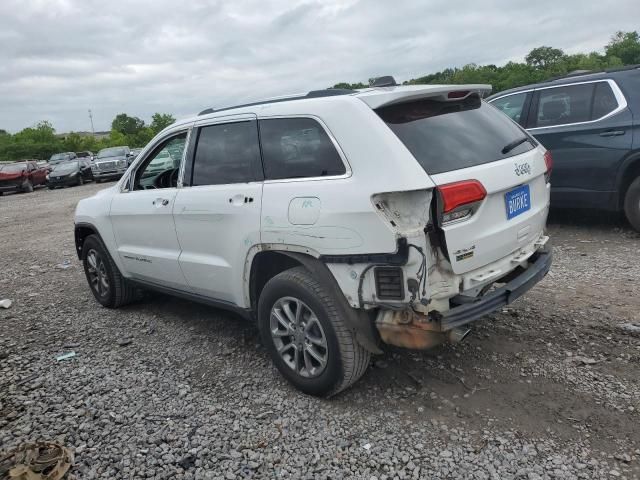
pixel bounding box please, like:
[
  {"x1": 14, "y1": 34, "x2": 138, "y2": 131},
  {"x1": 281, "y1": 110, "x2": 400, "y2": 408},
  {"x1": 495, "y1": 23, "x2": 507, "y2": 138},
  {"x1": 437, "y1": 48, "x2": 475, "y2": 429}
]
[
  {"x1": 77, "y1": 175, "x2": 84, "y2": 186},
  {"x1": 258, "y1": 266, "x2": 370, "y2": 397},
  {"x1": 22, "y1": 180, "x2": 33, "y2": 193},
  {"x1": 81, "y1": 234, "x2": 138, "y2": 308},
  {"x1": 624, "y1": 176, "x2": 640, "y2": 232}
]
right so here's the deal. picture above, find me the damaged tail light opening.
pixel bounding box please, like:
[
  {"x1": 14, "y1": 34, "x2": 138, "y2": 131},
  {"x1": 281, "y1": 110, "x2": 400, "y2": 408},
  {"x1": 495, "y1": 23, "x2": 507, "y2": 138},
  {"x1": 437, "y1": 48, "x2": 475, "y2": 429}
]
[
  {"x1": 544, "y1": 150, "x2": 553, "y2": 183},
  {"x1": 437, "y1": 179, "x2": 487, "y2": 225}
]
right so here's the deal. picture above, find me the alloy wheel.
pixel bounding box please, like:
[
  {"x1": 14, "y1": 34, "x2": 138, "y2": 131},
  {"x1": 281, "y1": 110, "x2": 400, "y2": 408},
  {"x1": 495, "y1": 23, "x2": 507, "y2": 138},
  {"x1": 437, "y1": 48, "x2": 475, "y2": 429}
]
[
  {"x1": 86, "y1": 249, "x2": 109, "y2": 297},
  {"x1": 269, "y1": 296, "x2": 329, "y2": 378}
]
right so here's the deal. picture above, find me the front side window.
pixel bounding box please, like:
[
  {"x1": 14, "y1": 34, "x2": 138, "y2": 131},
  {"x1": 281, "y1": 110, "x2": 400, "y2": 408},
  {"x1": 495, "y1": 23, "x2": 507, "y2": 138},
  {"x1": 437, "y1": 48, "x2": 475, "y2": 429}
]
[
  {"x1": 259, "y1": 118, "x2": 346, "y2": 180},
  {"x1": 191, "y1": 121, "x2": 261, "y2": 186},
  {"x1": 134, "y1": 133, "x2": 187, "y2": 190},
  {"x1": 490, "y1": 92, "x2": 527, "y2": 124},
  {"x1": 535, "y1": 84, "x2": 594, "y2": 128}
]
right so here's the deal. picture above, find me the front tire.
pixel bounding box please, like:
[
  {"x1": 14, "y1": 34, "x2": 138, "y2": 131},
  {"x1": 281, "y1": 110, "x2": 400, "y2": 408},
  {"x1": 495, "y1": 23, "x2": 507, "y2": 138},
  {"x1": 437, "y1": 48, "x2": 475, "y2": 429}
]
[
  {"x1": 22, "y1": 180, "x2": 33, "y2": 193},
  {"x1": 81, "y1": 234, "x2": 137, "y2": 308},
  {"x1": 77, "y1": 175, "x2": 84, "y2": 186},
  {"x1": 624, "y1": 176, "x2": 640, "y2": 232},
  {"x1": 258, "y1": 266, "x2": 370, "y2": 397}
]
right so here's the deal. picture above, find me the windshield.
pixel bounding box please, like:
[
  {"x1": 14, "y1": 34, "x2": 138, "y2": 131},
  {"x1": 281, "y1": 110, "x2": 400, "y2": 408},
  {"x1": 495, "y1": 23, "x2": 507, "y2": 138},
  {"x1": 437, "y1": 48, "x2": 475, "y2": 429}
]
[
  {"x1": 0, "y1": 163, "x2": 27, "y2": 173},
  {"x1": 98, "y1": 147, "x2": 126, "y2": 159},
  {"x1": 376, "y1": 94, "x2": 535, "y2": 175},
  {"x1": 49, "y1": 153, "x2": 69, "y2": 164},
  {"x1": 51, "y1": 161, "x2": 79, "y2": 173}
]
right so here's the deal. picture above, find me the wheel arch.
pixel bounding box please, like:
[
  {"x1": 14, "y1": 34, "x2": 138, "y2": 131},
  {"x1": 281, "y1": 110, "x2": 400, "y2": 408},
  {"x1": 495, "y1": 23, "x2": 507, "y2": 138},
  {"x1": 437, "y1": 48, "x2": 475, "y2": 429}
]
[
  {"x1": 74, "y1": 222, "x2": 103, "y2": 259},
  {"x1": 247, "y1": 246, "x2": 382, "y2": 354},
  {"x1": 616, "y1": 150, "x2": 640, "y2": 209}
]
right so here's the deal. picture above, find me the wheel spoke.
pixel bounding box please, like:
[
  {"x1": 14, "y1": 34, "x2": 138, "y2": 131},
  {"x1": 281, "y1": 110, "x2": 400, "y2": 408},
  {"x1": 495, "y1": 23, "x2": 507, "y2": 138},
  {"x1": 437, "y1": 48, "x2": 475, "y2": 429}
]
[
  {"x1": 305, "y1": 343, "x2": 327, "y2": 368},
  {"x1": 269, "y1": 296, "x2": 329, "y2": 379},
  {"x1": 281, "y1": 301, "x2": 297, "y2": 325}
]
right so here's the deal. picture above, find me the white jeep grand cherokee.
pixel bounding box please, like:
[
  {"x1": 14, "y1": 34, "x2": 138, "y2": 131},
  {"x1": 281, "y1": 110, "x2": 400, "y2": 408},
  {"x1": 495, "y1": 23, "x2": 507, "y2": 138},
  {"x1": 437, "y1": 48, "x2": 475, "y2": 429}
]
[{"x1": 74, "y1": 80, "x2": 552, "y2": 396}]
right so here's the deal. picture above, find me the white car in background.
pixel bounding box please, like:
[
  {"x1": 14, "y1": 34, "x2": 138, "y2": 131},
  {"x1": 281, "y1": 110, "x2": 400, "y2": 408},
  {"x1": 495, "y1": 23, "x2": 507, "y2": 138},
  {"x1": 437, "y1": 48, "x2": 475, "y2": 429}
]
[{"x1": 74, "y1": 78, "x2": 552, "y2": 396}]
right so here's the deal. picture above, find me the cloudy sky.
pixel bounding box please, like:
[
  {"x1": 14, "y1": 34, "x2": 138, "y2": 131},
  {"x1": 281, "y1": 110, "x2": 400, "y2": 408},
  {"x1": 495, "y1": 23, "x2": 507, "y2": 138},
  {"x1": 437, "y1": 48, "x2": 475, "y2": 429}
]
[{"x1": 0, "y1": 0, "x2": 638, "y2": 133}]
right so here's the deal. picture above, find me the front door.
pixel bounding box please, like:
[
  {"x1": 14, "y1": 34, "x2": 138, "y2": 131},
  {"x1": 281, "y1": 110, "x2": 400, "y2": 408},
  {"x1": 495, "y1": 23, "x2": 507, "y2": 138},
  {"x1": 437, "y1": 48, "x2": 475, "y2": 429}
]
[
  {"x1": 110, "y1": 130, "x2": 191, "y2": 290},
  {"x1": 173, "y1": 116, "x2": 263, "y2": 306},
  {"x1": 527, "y1": 80, "x2": 632, "y2": 208}
]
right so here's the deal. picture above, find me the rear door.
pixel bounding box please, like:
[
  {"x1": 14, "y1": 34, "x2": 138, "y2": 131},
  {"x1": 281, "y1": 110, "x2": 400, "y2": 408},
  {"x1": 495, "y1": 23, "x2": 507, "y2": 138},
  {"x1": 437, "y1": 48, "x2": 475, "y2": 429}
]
[
  {"x1": 376, "y1": 93, "x2": 549, "y2": 275},
  {"x1": 173, "y1": 115, "x2": 263, "y2": 306},
  {"x1": 526, "y1": 80, "x2": 632, "y2": 208}
]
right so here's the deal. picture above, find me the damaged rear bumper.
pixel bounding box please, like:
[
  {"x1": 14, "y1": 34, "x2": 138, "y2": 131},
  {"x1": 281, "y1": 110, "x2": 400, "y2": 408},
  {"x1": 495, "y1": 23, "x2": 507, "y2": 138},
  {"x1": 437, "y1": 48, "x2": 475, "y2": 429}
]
[
  {"x1": 438, "y1": 246, "x2": 552, "y2": 330},
  {"x1": 375, "y1": 246, "x2": 552, "y2": 349}
]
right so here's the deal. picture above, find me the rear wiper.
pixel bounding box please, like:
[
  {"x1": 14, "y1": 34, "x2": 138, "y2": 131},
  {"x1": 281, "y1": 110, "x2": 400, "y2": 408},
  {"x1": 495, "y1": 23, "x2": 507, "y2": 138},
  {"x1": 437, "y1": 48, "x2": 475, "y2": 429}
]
[{"x1": 501, "y1": 136, "x2": 533, "y2": 155}]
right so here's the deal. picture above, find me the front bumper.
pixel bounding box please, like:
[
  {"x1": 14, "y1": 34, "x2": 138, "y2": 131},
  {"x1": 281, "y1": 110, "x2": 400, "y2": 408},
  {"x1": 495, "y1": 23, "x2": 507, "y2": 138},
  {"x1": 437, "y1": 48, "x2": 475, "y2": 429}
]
[
  {"x1": 438, "y1": 246, "x2": 552, "y2": 330},
  {"x1": 92, "y1": 170, "x2": 125, "y2": 180},
  {"x1": 48, "y1": 175, "x2": 78, "y2": 186},
  {"x1": 0, "y1": 182, "x2": 23, "y2": 193}
]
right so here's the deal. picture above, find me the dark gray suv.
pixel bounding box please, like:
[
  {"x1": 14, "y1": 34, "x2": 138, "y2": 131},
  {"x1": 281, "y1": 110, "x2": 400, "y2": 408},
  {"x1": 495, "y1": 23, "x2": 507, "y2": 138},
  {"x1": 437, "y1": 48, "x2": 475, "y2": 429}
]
[{"x1": 487, "y1": 66, "x2": 640, "y2": 231}]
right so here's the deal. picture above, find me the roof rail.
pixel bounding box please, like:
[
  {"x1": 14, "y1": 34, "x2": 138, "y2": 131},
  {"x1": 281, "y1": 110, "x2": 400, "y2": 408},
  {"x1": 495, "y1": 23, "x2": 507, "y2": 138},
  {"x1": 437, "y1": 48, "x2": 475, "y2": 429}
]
[
  {"x1": 198, "y1": 88, "x2": 354, "y2": 116},
  {"x1": 545, "y1": 64, "x2": 640, "y2": 83}
]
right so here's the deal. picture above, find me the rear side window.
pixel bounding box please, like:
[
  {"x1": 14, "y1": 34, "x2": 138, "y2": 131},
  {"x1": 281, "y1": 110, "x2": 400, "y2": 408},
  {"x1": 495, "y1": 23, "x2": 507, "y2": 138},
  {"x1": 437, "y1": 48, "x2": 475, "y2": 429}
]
[
  {"x1": 259, "y1": 118, "x2": 346, "y2": 180},
  {"x1": 592, "y1": 82, "x2": 619, "y2": 119},
  {"x1": 377, "y1": 95, "x2": 534, "y2": 175},
  {"x1": 536, "y1": 84, "x2": 594, "y2": 127},
  {"x1": 191, "y1": 121, "x2": 261, "y2": 186}
]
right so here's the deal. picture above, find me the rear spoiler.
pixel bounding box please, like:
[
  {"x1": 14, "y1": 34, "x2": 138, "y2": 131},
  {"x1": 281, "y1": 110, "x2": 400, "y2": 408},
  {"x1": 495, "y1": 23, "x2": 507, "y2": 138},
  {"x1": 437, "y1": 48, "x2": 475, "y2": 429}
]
[{"x1": 355, "y1": 84, "x2": 492, "y2": 109}]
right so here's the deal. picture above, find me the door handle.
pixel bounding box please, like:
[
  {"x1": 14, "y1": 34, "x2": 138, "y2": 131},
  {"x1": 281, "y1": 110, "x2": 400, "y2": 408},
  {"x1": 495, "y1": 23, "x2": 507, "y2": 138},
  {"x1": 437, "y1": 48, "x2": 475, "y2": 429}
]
[
  {"x1": 228, "y1": 194, "x2": 254, "y2": 205},
  {"x1": 599, "y1": 130, "x2": 625, "y2": 137},
  {"x1": 152, "y1": 198, "x2": 170, "y2": 206}
]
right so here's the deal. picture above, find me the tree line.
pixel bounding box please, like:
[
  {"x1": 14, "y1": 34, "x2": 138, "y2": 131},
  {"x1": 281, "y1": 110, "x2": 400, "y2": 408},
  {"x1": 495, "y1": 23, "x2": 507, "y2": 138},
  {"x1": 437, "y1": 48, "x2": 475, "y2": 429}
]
[
  {"x1": 334, "y1": 31, "x2": 640, "y2": 93},
  {"x1": 2, "y1": 31, "x2": 639, "y2": 162},
  {"x1": 0, "y1": 113, "x2": 175, "y2": 162}
]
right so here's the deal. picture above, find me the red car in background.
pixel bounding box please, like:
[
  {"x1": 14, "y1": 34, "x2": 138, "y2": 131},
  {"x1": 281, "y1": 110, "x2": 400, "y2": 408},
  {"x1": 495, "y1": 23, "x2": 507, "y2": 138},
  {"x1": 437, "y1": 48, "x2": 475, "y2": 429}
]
[{"x1": 0, "y1": 161, "x2": 49, "y2": 195}]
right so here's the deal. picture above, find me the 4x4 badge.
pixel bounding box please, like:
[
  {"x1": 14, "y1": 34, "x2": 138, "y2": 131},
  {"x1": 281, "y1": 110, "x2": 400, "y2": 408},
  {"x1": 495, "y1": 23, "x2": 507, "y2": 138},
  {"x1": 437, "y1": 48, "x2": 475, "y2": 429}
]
[{"x1": 514, "y1": 162, "x2": 532, "y2": 176}]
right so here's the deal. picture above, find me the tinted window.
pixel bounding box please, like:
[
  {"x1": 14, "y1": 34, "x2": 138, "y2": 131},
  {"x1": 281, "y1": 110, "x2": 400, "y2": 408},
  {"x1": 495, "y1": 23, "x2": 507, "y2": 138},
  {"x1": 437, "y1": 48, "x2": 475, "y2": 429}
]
[
  {"x1": 259, "y1": 118, "x2": 345, "y2": 180},
  {"x1": 592, "y1": 82, "x2": 618, "y2": 119},
  {"x1": 377, "y1": 95, "x2": 534, "y2": 175},
  {"x1": 191, "y1": 121, "x2": 261, "y2": 186},
  {"x1": 536, "y1": 84, "x2": 594, "y2": 127},
  {"x1": 490, "y1": 92, "x2": 527, "y2": 124}
]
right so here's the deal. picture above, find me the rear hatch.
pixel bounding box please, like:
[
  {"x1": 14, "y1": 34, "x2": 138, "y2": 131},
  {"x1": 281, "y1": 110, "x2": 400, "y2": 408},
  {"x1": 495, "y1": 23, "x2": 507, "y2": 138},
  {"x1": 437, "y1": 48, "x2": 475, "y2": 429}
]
[{"x1": 373, "y1": 90, "x2": 550, "y2": 275}]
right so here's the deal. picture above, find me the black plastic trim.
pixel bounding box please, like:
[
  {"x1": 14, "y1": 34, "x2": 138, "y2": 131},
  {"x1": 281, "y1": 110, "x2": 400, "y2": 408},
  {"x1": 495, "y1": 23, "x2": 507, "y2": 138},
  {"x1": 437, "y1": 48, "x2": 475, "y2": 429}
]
[
  {"x1": 128, "y1": 278, "x2": 253, "y2": 320},
  {"x1": 434, "y1": 247, "x2": 552, "y2": 330},
  {"x1": 319, "y1": 237, "x2": 409, "y2": 265}
]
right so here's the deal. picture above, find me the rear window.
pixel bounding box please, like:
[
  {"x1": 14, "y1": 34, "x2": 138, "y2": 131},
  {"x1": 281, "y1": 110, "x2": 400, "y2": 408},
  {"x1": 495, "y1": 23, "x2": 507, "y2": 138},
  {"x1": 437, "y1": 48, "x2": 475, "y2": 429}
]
[{"x1": 376, "y1": 95, "x2": 534, "y2": 175}]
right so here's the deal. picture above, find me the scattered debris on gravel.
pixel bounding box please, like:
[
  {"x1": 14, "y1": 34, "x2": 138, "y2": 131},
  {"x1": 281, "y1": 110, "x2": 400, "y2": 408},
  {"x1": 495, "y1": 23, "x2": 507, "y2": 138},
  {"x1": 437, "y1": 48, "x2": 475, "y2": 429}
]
[{"x1": 1, "y1": 184, "x2": 639, "y2": 479}]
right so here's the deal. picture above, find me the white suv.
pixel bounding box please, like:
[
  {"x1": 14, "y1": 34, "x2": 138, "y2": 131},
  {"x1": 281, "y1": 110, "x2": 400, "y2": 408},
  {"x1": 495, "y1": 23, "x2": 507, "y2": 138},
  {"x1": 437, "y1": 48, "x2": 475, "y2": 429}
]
[{"x1": 74, "y1": 81, "x2": 552, "y2": 396}]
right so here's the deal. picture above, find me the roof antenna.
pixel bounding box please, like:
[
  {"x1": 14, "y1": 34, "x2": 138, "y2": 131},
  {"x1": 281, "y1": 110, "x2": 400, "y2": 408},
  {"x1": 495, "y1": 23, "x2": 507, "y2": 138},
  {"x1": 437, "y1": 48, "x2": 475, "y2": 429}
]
[{"x1": 370, "y1": 76, "x2": 397, "y2": 87}]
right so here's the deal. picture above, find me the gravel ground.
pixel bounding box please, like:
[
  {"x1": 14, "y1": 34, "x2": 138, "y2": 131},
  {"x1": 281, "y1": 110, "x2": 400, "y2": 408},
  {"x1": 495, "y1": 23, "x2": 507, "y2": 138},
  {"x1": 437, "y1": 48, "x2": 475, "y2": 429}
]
[{"x1": 1, "y1": 182, "x2": 639, "y2": 479}]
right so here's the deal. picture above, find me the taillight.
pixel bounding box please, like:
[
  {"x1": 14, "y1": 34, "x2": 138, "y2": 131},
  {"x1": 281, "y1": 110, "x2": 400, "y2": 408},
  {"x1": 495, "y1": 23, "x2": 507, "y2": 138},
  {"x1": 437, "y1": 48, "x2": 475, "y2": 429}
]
[
  {"x1": 437, "y1": 180, "x2": 486, "y2": 225},
  {"x1": 447, "y1": 90, "x2": 470, "y2": 99},
  {"x1": 544, "y1": 150, "x2": 553, "y2": 183}
]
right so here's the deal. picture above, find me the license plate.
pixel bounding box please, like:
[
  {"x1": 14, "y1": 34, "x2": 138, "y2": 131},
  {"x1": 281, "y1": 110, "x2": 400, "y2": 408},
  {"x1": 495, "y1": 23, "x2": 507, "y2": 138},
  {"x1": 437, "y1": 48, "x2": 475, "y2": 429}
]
[{"x1": 505, "y1": 184, "x2": 531, "y2": 220}]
